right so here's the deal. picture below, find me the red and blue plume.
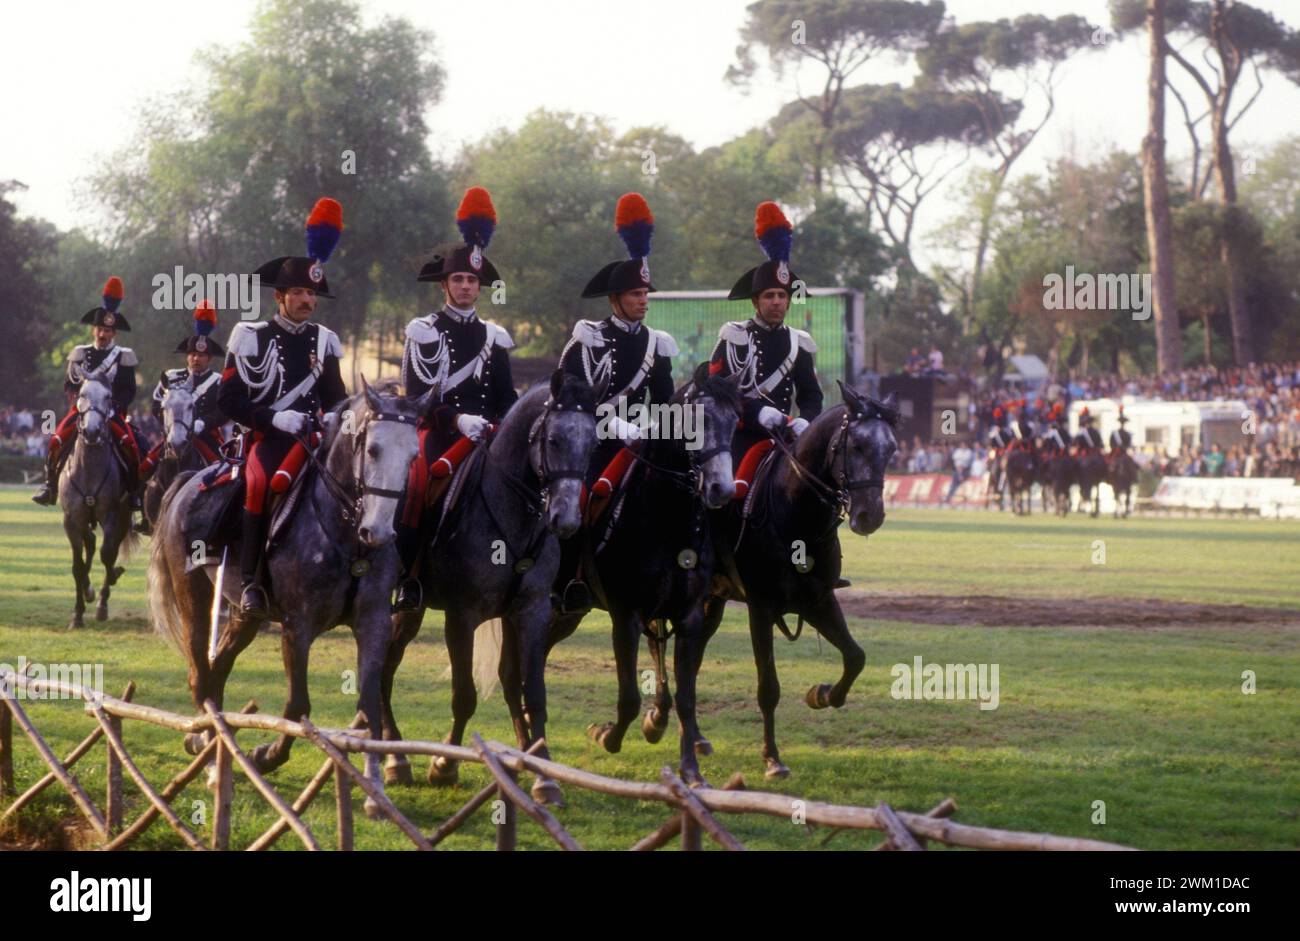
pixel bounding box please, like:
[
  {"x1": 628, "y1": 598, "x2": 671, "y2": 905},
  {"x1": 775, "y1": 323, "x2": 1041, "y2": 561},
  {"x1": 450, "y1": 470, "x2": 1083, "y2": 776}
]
[
  {"x1": 305, "y1": 198, "x2": 344, "y2": 263},
  {"x1": 456, "y1": 187, "x2": 497, "y2": 250},
  {"x1": 194, "y1": 299, "x2": 217, "y2": 336},
  {"x1": 101, "y1": 276, "x2": 124, "y2": 312},
  {"x1": 615, "y1": 193, "x2": 653, "y2": 260},
  {"x1": 754, "y1": 201, "x2": 792, "y2": 263}
]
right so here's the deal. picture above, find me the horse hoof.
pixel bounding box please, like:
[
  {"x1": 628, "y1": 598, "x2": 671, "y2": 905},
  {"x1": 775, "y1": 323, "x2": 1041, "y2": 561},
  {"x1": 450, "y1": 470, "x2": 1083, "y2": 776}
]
[
  {"x1": 531, "y1": 777, "x2": 564, "y2": 807},
  {"x1": 250, "y1": 743, "x2": 276, "y2": 772},
  {"x1": 805, "y1": 683, "x2": 833, "y2": 710},
  {"x1": 111, "y1": 566, "x2": 125, "y2": 582},
  {"x1": 384, "y1": 761, "x2": 414, "y2": 787},
  {"x1": 586, "y1": 722, "x2": 621, "y2": 754},
  {"x1": 363, "y1": 796, "x2": 384, "y2": 820},
  {"x1": 641, "y1": 709, "x2": 668, "y2": 744},
  {"x1": 694, "y1": 736, "x2": 713, "y2": 757},
  {"x1": 427, "y1": 757, "x2": 458, "y2": 787},
  {"x1": 764, "y1": 758, "x2": 791, "y2": 780},
  {"x1": 84, "y1": 587, "x2": 96, "y2": 603},
  {"x1": 69, "y1": 613, "x2": 84, "y2": 629},
  {"x1": 95, "y1": 606, "x2": 108, "y2": 622},
  {"x1": 183, "y1": 732, "x2": 207, "y2": 756},
  {"x1": 681, "y1": 767, "x2": 709, "y2": 789}
]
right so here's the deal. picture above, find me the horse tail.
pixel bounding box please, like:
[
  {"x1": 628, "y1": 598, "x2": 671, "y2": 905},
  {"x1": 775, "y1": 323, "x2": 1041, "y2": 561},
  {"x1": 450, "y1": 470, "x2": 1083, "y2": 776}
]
[
  {"x1": 118, "y1": 524, "x2": 140, "y2": 563},
  {"x1": 148, "y1": 476, "x2": 199, "y2": 663},
  {"x1": 472, "y1": 618, "x2": 504, "y2": 698}
]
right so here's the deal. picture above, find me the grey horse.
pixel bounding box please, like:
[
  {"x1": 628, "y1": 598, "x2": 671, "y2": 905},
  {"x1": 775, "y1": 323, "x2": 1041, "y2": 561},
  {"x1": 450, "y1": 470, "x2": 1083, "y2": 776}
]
[
  {"x1": 142, "y1": 383, "x2": 218, "y2": 532},
  {"x1": 149, "y1": 378, "x2": 433, "y2": 814},
  {"x1": 380, "y1": 371, "x2": 600, "y2": 803},
  {"x1": 58, "y1": 370, "x2": 138, "y2": 629}
]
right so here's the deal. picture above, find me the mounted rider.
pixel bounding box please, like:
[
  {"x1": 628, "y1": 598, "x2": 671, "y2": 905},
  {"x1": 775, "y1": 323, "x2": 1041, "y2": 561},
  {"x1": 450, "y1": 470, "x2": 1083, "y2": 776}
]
[
  {"x1": 218, "y1": 198, "x2": 349, "y2": 619},
  {"x1": 709, "y1": 200, "x2": 821, "y2": 500},
  {"x1": 139, "y1": 299, "x2": 228, "y2": 483},
  {"x1": 1041, "y1": 401, "x2": 1070, "y2": 453},
  {"x1": 1008, "y1": 398, "x2": 1036, "y2": 452},
  {"x1": 1108, "y1": 407, "x2": 1133, "y2": 457},
  {"x1": 32, "y1": 277, "x2": 146, "y2": 516},
  {"x1": 393, "y1": 186, "x2": 518, "y2": 612},
  {"x1": 987, "y1": 401, "x2": 1015, "y2": 452},
  {"x1": 554, "y1": 192, "x2": 678, "y2": 613},
  {"x1": 1074, "y1": 407, "x2": 1104, "y2": 452}
]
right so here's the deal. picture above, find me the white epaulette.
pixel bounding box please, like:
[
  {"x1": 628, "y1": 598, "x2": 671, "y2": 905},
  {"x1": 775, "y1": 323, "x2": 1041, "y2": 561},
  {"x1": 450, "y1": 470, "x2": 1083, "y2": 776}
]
[
  {"x1": 405, "y1": 314, "x2": 439, "y2": 345},
  {"x1": 116, "y1": 346, "x2": 139, "y2": 367},
  {"x1": 484, "y1": 320, "x2": 515, "y2": 350},
  {"x1": 652, "y1": 328, "x2": 678, "y2": 357},
  {"x1": 718, "y1": 321, "x2": 750, "y2": 346},
  {"x1": 316, "y1": 324, "x2": 343, "y2": 359},
  {"x1": 227, "y1": 321, "x2": 269, "y2": 358},
  {"x1": 790, "y1": 327, "x2": 817, "y2": 354},
  {"x1": 570, "y1": 319, "x2": 606, "y2": 348}
]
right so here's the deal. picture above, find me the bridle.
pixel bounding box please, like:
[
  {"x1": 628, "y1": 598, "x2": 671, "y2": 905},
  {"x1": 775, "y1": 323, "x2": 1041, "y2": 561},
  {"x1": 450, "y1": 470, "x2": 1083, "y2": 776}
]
[
  {"x1": 624, "y1": 386, "x2": 733, "y2": 498},
  {"x1": 76, "y1": 387, "x2": 114, "y2": 445}
]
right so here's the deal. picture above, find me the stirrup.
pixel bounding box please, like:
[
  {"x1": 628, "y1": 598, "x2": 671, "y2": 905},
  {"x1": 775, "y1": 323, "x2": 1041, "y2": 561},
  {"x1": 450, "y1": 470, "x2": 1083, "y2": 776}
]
[
  {"x1": 393, "y1": 577, "x2": 423, "y2": 613},
  {"x1": 239, "y1": 583, "x2": 270, "y2": 620},
  {"x1": 559, "y1": 579, "x2": 592, "y2": 615},
  {"x1": 833, "y1": 576, "x2": 851, "y2": 589}
]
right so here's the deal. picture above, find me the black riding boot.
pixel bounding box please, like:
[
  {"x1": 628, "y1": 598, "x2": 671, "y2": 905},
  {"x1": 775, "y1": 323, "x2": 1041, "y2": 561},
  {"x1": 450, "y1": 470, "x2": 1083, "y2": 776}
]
[
  {"x1": 238, "y1": 511, "x2": 271, "y2": 619},
  {"x1": 554, "y1": 535, "x2": 592, "y2": 615},
  {"x1": 392, "y1": 523, "x2": 424, "y2": 613},
  {"x1": 31, "y1": 449, "x2": 62, "y2": 505}
]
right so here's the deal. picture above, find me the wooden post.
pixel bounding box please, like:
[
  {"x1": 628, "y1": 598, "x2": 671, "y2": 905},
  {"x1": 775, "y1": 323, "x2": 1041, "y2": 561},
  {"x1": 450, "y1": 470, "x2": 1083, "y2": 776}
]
[
  {"x1": 335, "y1": 763, "x2": 353, "y2": 852},
  {"x1": 872, "y1": 798, "x2": 956, "y2": 851},
  {"x1": 2, "y1": 687, "x2": 106, "y2": 838},
  {"x1": 660, "y1": 767, "x2": 743, "y2": 851},
  {"x1": 104, "y1": 711, "x2": 123, "y2": 835},
  {"x1": 428, "y1": 739, "x2": 547, "y2": 848},
  {"x1": 0, "y1": 692, "x2": 13, "y2": 802},
  {"x1": 680, "y1": 812, "x2": 701, "y2": 852},
  {"x1": 212, "y1": 739, "x2": 232, "y2": 851},
  {"x1": 497, "y1": 792, "x2": 517, "y2": 852},
  {"x1": 875, "y1": 801, "x2": 923, "y2": 852},
  {"x1": 631, "y1": 773, "x2": 745, "y2": 851}
]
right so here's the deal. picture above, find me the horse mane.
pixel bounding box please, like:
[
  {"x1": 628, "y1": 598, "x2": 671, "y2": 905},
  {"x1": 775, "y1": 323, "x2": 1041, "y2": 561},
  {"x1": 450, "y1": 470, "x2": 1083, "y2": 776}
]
[{"x1": 794, "y1": 403, "x2": 849, "y2": 471}]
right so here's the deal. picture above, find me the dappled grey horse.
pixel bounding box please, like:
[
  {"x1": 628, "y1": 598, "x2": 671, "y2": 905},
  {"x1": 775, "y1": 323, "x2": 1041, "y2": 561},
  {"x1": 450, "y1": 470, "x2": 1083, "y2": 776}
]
[
  {"x1": 59, "y1": 371, "x2": 137, "y2": 628},
  {"x1": 381, "y1": 371, "x2": 599, "y2": 802},
  {"x1": 143, "y1": 383, "x2": 216, "y2": 532},
  {"x1": 149, "y1": 379, "x2": 433, "y2": 813}
]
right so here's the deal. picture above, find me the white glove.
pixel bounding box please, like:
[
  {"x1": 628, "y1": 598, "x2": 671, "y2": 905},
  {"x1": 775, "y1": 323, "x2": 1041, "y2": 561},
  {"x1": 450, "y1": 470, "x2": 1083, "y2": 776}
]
[
  {"x1": 790, "y1": 417, "x2": 809, "y2": 436},
  {"x1": 609, "y1": 416, "x2": 642, "y2": 443},
  {"x1": 193, "y1": 419, "x2": 205, "y2": 435},
  {"x1": 271, "y1": 411, "x2": 309, "y2": 436},
  {"x1": 456, "y1": 414, "x2": 491, "y2": 441},
  {"x1": 757, "y1": 406, "x2": 785, "y2": 431}
]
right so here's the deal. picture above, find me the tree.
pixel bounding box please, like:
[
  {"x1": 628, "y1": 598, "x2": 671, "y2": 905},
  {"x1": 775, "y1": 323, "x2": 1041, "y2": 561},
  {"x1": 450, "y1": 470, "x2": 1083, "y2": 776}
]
[
  {"x1": 1140, "y1": 0, "x2": 1184, "y2": 373},
  {"x1": 1112, "y1": 0, "x2": 1300, "y2": 364},
  {"x1": 89, "y1": 0, "x2": 450, "y2": 377},
  {"x1": 917, "y1": 13, "x2": 1097, "y2": 330},
  {"x1": 727, "y1": 0, "x2": 945, "y2": 190},
  {"x1": 0, "y1": 183, "x2": 58, "y2": 404}
]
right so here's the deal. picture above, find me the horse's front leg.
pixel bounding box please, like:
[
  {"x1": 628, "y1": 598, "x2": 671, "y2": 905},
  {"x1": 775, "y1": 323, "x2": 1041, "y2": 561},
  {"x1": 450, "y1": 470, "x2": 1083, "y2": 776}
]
[
  {"x1": 381, "y1": 608, "x2": 424, "y2": 785},
  {"x1": 94, "y1": 509, "x2": 128, "y2": 622},
  {"x1": 670, "y1": 603, "x2": 722, "y2": 788},
  {"x1": 64, "y1": 517, "x2": 89, "y2": 629},
  {"x1": 801, "y1": 592, "x2": 865, "y2": 712},
  {"x1": 587, "y1": 608, "x2": 644, "y2": 754},
  {"x1": 428, "y1": 608, "x2": 478, "y2": 787},
  {"x1": 748, "y1": 601, "x2": 788, "y2": 779},
  {"x1": 250, "y1": 617, "x2": 313, "y2": 774},
  {"x1": 640, "y1": 621, "x2": 673, "y2": 745},
  {"x1": 513, "y1": 591, "x2": 565, "y2": 805},
  {"x1": 354, "y1": 603, "x2": 396, "y2": 818}
]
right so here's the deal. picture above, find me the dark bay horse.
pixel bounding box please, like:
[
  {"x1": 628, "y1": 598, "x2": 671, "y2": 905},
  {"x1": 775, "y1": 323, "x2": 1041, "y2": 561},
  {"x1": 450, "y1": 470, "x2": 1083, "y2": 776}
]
[
  {"x1": 707, "y1": 384, "x2": 898, "y2": 779},
  {"x1": 380, "y1": 372, "x2": 600, "y2": 800},
  {"x1": 58, "y1": 371, "x2": 137, "y2": 628},
  {"x1": 149, "y1": 380, "x2": 432, "y2": 812},
  {"x1": 1108, "y1": 451, "x2": 1138, "y2": 518},
  {"x1": 1005, "y1": 447, "x2": 1036, "y2": 516},
  {"x1": 1076, "y1": 449, "x2": 1107, "y2": 518},
  {"x1": 544, "y1": 365, "x2": 742, "y2": 790}
]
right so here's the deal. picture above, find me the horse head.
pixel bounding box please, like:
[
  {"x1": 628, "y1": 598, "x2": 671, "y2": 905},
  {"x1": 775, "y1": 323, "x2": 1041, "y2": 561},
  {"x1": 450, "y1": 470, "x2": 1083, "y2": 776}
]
[
  {"x1": 159, "y1": 378, "x2": 197, "y2": 456},
  {"x1": 532, "y1": 370, "x2": 600, "y2": 539},
  {"x1": 685, "y1": 362, "x2": 742, "y2": 509},
  {"x1": 76, "y1": 370, "x2": 115, "y2": 446},
  {"x1": 832, "y1": 382, "x2": 900, "y2": 536},
  {"x1": 334, "y1": 376, "x2": 435, "y2": 549}
]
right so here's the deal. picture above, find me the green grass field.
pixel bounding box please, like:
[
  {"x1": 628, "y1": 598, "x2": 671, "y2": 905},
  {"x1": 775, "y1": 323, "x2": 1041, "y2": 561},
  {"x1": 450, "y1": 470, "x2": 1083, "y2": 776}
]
[{"x1": 1, "y1": 488, "x2": 1297, "y2": 850}]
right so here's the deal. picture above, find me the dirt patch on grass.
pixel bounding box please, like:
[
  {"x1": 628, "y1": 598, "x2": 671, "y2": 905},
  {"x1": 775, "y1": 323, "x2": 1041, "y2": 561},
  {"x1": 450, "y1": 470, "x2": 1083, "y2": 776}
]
[{"x1": 837, "y1": 590, "x2": 1300, "y2": 629}]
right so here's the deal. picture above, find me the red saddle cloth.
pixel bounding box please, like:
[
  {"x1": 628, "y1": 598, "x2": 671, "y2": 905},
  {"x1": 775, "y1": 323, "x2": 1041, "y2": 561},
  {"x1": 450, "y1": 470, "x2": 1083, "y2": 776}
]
[{"x1": 733, "y1": 440, "x2": 776, "y2": 500}]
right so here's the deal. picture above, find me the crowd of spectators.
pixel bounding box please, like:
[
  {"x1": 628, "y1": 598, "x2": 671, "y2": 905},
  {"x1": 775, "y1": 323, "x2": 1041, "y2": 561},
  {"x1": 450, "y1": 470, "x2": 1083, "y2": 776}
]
[{"x1": 2, "y1": 405, "x2": 161, "y2": 459}]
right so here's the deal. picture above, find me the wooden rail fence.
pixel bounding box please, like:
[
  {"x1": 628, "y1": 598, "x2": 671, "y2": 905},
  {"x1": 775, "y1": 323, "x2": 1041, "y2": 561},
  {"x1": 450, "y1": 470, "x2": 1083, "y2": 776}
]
[{"x1": 0, "y1": 670, "x2": 1135, "y2": 851}]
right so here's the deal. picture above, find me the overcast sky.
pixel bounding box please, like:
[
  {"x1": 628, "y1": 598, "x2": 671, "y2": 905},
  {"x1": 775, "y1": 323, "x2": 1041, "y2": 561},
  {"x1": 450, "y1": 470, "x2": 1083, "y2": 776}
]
[{"x1": 5, "y1": 0, "x2": 1300, "y2": 269}]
